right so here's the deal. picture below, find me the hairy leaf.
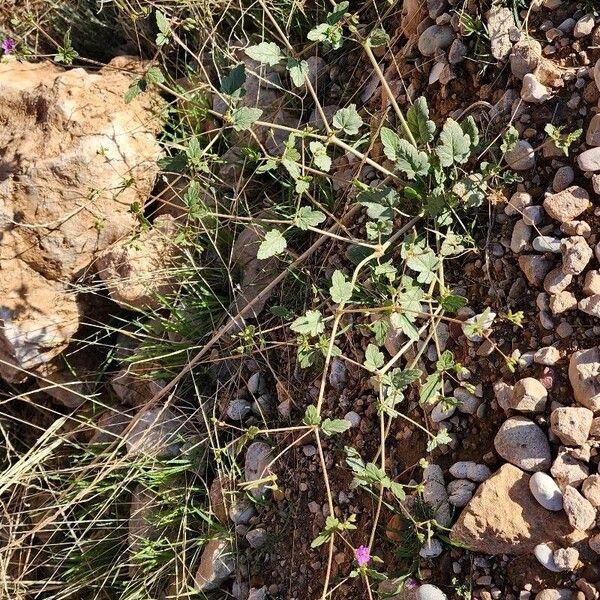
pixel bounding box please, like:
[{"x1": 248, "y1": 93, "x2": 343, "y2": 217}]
[
  {"x1": 407, "y1": 97, "x2": 435, "y2": 145},
  {"x1": 245, "y1": 41, "x2": 283, "y2": 66},
  {"x1": 436, "y1": 118, "x2": 471, "y2": 167}
]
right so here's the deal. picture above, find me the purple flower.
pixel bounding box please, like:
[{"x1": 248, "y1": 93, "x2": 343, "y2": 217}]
[
  {"x1": 405, "y1": 578, "x2": 418, "y2": 590},
  {"x1": 2, "y1": 38, "x2": 15, "y2": 54},
  {"x1": 355, "y1": 545, "x2": 370, "y2": 567}
]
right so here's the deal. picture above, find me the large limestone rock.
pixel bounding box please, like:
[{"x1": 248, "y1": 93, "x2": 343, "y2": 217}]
[
  {"x1": 569, "y1": 347, "x2": 600, "y2": 412},
  {"x1": 451, "y1": 464, "x2": 574, "y2": 554},
  {"x1": 0, "y1": 57, "x2": 162, "y2": 380}
]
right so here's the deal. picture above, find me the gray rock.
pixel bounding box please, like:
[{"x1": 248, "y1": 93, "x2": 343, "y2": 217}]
[
  {"x1": 535, "y1": 590, "x2": 574, "y2": 600},
  {"x1": 533, "y1": 544, "x2": 563, "y2": 573},
  {"x1": 195, "y1": 539, "x2": 235, "y2": 591},
  {"x1": 553, "y1": 166, "x2": 575, "y2": 192},
  {"x1": 488, "y1": 5, "x2": 514, "y2": 60},
  {"x1": 447, "y1": 479, "x2": 476, "y2": 507},
  {"x1": 587, "y1": 113, "x2": 600, "y2": 147},
  {"x1": 505, "y1": 140, "x2": 535, "y2": 170},
  {"x1": 248, "y1": 587, "x2": 268, "y2": 600},
  {"x1": 431, "y1": 400, "x2": 456, "y2": 423},
  {"x1": 521, "y1": 73, "x2": 551, "y2": 103},
  {"x1": 227, "y1": 399, "x2": 252, "y2": 421},
  {"x1": 126, "y1": 407, "x2": 183, "y2": 458},
  {"x1": 329, "y1": 357, "x2": 347, "y2": 389},
  {"x1": 561, "y1": 236, "x2": 592, "y2": 275},
  {"x1": 506, "y1": 191, "x2": 532, "y2": 215},
  {"x1": 416, "y1": 584, "x2": 447, "y2": 600},
  {"x1": 551, "y1": 447, "x2": 589, "y2": 489},
  {"x1": 529, "y1": 471, "x2": 563, "y2": 511},
  {"x1": 534, "y1": 346, "x2": 561, "y2": 366},
  {"x1": 494, "y1": 417, "x2": 551, "y2": 471},
  {"x1": 563, "y1": 485, "x2": 597, "y2": 530},
  {"x1": 245, "y1": 527, "x2": 267, "y2": 549},
  {"x1": 543, "y1": 268, "x2": 572, "y2": 294},
  {"x1": 245, "y1": 442, "x2": 273, "y2": 498},
  {"x1": 522, "y1": 205, "x2": 544, "y2": 225},
  {"x1": 574, "y1": 13, "x2": 595, "y2": 38},
  {"x1": 454, "y1": 387, "x2": 480, "y2": 414},
  {"x1": 569, "y1": 347, "x2": 600, "y2": 412},
  {"x1": 417, "y1": 25, "x2": 455, "y2": 57},
  {"x1": 448, "y1": 39, "x2": 467, "y2": 64},
  {"x1": 510, "y1": 38, "x2": 542, "y2": 79},
  {"x1": 577, "y1": 147, "x2": 600, "y2": 172},
  {"x1": 423, "y1": 464, "x2": 451, "y2": 527},
  {"x1": 344, "y1": 410, "x2": 361, "y2": 427},
  {"x1": 578, "y1": 295, "x2": 600, "y2": 318},
  {"x1": 518, "y1": 254, "x2": 552, "y2": 286},
  {"x1": 419, "y1": 537, "x2": 443, "y2": 558},
  {"x1": 511, "y1": 219, "x2": 532, "y2": 253},
  {"x1": 533, "y1": 236, "x2": 561, "y2": 253}
]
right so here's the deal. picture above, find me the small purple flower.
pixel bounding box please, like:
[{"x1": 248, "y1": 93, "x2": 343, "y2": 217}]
[
  {"x1": 405, "y1": 578, "x2": 418, "y2": 590},
  {"x1": 355, "y1": 545, "x2": 371, "y2": 567},
  {"x1": 2, "y1": 38, "x2": 15, "y2": 54}
]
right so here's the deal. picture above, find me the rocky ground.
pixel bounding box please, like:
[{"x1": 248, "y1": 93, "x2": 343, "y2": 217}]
[{"x1": 4, "y1": 1, "x2": 600, "y2": 600}]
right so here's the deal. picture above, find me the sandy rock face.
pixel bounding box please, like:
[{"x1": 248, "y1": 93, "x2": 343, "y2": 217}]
[
  {"x1": 0, "y1": 57, "x2": 161, "y2": 380},
  {"x1": 569, "y1": 347, "x2": 600, "y2": 412},
  {"x1": 451, "y1": 464, "x2": 574, "y2": 554}
]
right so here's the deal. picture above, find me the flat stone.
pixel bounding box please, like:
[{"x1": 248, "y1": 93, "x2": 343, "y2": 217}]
[
  {"x1": 509, "y1": 377, "x2": 548, "y2": 413},
  {"x1": 561, "y1": 236, "x2": 592, "y2": 275},
  {"x1": 245, "y1": 442, "x2": 273, "y2": 498},
  {"x1": 417, "y1": 25, "x2": 455, "y2": 57},
  {"x1": 529, "y1": 471, "x2": 563, "y2": 511},
  {"x1": 577, "y1": 147, "x2": 600, "y2": 172},
  {"x1": 506, "y1": 140, "x2": 535, "y2": 170},
  {"x1": 543, "y1": 186, "x2": 590, "y2": 222},
  {"x1": 521, "y1": 73, "x2": 551, "y2": 103},
  {"x1": 416, "y1": 584, "x2": 447, "y2": 600},
  {"x1": 550, "y1": 407, "x2": 593, "y2": 446},
  {"x1": 587, "y1": 114, "x2": 600, "y2": 146},
  {"x1": 544, "y1": 268, "x2": 572, "y2": 294},
  {"x1": 533, "y1": 236, "x2": 561, "y2": 253},
  {"x1": 569, "y1": 347, "x2": 600, "y2": 412},
  {"x1": 506, "y1": 191, "x2": 532, "y2": 215},
  {"x1": 511, "y1": 220, "x2": 532, "y2": 253},
  {"x1": 494, "y1": 416, "x2": 551, "y2": 471},
  {"x1": 451, "y1": 464, "x2": 573, "y2": 554},
  {"x1": 549, "y1": 291, "x2": 577, "y2": 315},
  {"x1": 563, "y1": 486, "x2": 597, "y2": 531},
  {"x1": 551, "y1": 447, "x2": 590, "y2": 489},
  {"x1": 535, "y1": 590, "x2": 575, "y2": 600},
  {"x1": 582, "y1": 475, "x2": 600, "y2": 508},
  {"x1": 518, "y1": 255, "x2": 553, "y2": 286},
  {"x1": 195, "y1": 539, "x2": 235, "y2": 591},
  {"x1": 510, "y1": 38, "x2": 542, "y2": 79},
  {"x1": 583, "y1": 271, "x2": 600, "y2": 295},
  {"x1": 553, "y1": 166, "x2": 575, "y2": 192},
  {"x1": 488, "y1": 5, "x2": 515, "y2": 60},
  {"x1": 578, "y1": 295, "x2": 600, "y2": 318}
]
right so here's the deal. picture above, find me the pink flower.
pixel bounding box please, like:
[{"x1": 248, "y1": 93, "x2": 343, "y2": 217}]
[
  {"x1": 1, "y1": 38, "x2": 15, "y2": 54},
  {"x1": 355, "y1": 545, "x2": 370, "y2": 567},
  {"x1": 405, "y1": 578, "x2": 418, "y2": 590}
]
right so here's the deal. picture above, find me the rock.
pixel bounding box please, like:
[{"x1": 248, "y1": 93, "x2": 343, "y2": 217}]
[
  {"x1": 534, "y1": 347, "x2": 561, "y2": 366},
  {"x1": 569, "y1": 347, "x2": 600, "y2": 412},
  {"x1": 535, "y1": 591, "x2": 574, "y2": 600},
  {"x1": 506, "y1": 191, "x2": 532, "y2": 215},
  {"x1": 248, "y1": 587, "x2": 267, "y2": 600},
  {"x1": 110, "y1": 369, "x2": 166, "y2": 407},
  {"x1": 416, "y1": 584, "x2": 447, "y2": 600},
  {"x1": 488, "y1": 5, "x2": 514, "y2": 60},
  {"x1": 543, "y1": 186, "x2": 590, "y2": 222},
  {"x1": 579, "y1": 295, "x2": 600, "y2": 318},
  {"x1": 451, "y1": 464, "x2": 573, "y2": 554},
  {"x1": 329, "y1": 358, "x2": 346, "y2": 389},
  {"x1": 246, "y1": 527, "x2": 267, "y2": 549},
  {"x1": 125, "y1": 407, "x2": 183, "y2": 458},
  {"x1": 589, "y1": 533, "x2": 600, "y2": 554},
  {"x1": 494, "y1": 381, "x2": 514, "y2": 412},
  {"x1": 530, "y1": 472, "x2": 563, "y2": 511},
  {"x1": 563, "y1": 486, "x2": 597, "y2": 530},
  {"x1": 400, "y1": 0, "x2": 427, "y2": 37},
  {"x1": 550, "y1": 407, "x2": 593, "y2": 446},
  {"x1": 431, "y1": 400, "x2": 456, "y2": 422},
  {"x1": 583, "y1": 271, "x2": 600, "y2": 295},
  {"x1": 227, "y1": 398, "x2": 252, "y2": 421},
  {"x1": 505, "y1": 140, "x2": 535, "y2": 170},
  {"x1": 245, "y1": 441, "x2": 273, "y2": 498},
  {"x1": 574, "y1": 14, "x2": 595, "y2": 38},
  {"x1": 509, "y1": 377, "x2": 548, "y2": 413},
  {"x1": 229, "y1": 497, "x2": 256, "y2": 525},
  {"x1": 423, "y1": 464, "x2": 451, "y2": 527},
  {"x1": 561, "y1": 236, "x2": 592, "y2": 275},
  {"x1": 448, "y1": 39, "x2": 467, "y2": 64},
  {"x1": 511, "y1": 220, "x2": 532, "y2": 253},
  {"x1": 533, "y1": 236, "x2": 561, "y2": 253},
  {"x1": 454, "y1": 387, "x2": 480, "y2": 414},
  {"x1": 419, "y1": 537, "x2": 443, "y2": 558},
  {"x1": 553, "y1": 166, "x2": 575, "y2": 192},
  {"x1": 518, "y1": 255, "x2": 553, "y2": 286},
  {"x1": 554, "y1": 546, "x2": 579, "y2": 571},
  {"x1": 551, "y1": 448, "x2": 589, "y2": 489},
  {"x1": 89, "y1": 409, "x2": 133, "y2": 444},
  {"x1": 0, "y1": 58, "x2": 161, "y2": 381},
  {"x1": 544, "y1": 268, "x2": 572, "y2": 294},
  {"x1": 523, "y1": 205, "x2": 545, "y2": 225},
  {"x1": 582, "y1": 475, "x2": 600, "y2": 508},
  {"x1": 578, "y1": 147, "x2": 600, "y2": 172},
  {"x1": 417, "y1": 25, "x2": 455, "y2": 57},
  {"x1": 494, "y1": 417, "x2": 551, "y2": 471},
  {"x1": 595, "y1": 58, "x2": 600, "y2": 92},
  {"x1": 587, "y1": 114, "x2": 600, "y2": 147},
  {"x1": 562, "y1": 220, "x2": 591, "y2": 237},
  {"x1": 129, "y1": 484, "x2": 161, "y2": 553},
  {"x1": 195, "y1": 539, "x2": 235, "y2": 591},
  {"x1": 533, "y1": 543, "x2": 563, "y2": 572},
  {"x1": 549, "y1": 291, "x2": 578, "y2": 315},
  {"x1": 510, "y1": 38, "x2": 543, "y2": 79},
  {"x1": 96, "y1": 215, "x2": 180, "y2": 311},
  {"x1": 521, "y1": 73, "x2": 551, "y2": 103},
  {"x1": 447, "y1": 479, "x2": 477, "y2": 507}
]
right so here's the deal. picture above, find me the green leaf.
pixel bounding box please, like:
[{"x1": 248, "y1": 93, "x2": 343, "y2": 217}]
[
  {"x1": 370, "y1": 318, "x2": 389, "y2": 345},
  {"x1": 407, "y1": 97, "x2": 435, "y2": 145},
  {"x1": 257, "y1": 229, "x2": 286, "y2": 259},
  {"x1": 440, "y1": 294, "x2": 467, "y2": 313},
  {"x1": 309, "y1": 141, "x2": 331, "y2": 172},
  {"x1": 295, "y1": 176, "x2": 312, "y2": 195},
  {"x1": 244, "y1": 41, "x2": 283, "y2": 66},
  {"x1": 500, "y1": 125, "x2": 519, "y2": 154},
  {"x1": 330, "y1": 270, "x2": 353, "y2": 304},
  {"x1": 389, "y1": 368, "x2": 422, "y2": 390},
  {"x1": 287, "y1": 58, "x2": 309, "y2": 87},
  {"x1": 221, "y1": 64, "x2": 246, "y2": 96},
  {"x1": 461, "y1": 115, "x2": 480, "y2": 148},
  {"x1": 427, "y1": 430, "x2": 452, "y2": 452},
  {"x1": 405, "y1": 246, "x2": 439, "y2": 284},
  {"x1": 436, "y1": 118, "x2": 471, "y2": 167},
  {"x1": 326, "y1": 1, "x2": 350, "y2": 24},
  {"x1": 380, "y1": 127, "x2": 402, "y2": 161},
  {"x1": 230, "y1": 107, "x2": 263, "y2": 131},
  {"x1": 420, "y1": 372, "x2": 441, "y2": 404},
  {"x1": 295, "y1": 206, "x2": 326, "y2": 230},
  {"x1": 368, "y1": 27, "x2": 390, "y2": 47},
  {"x1": 145, "y1": 67, "x2": 165, "y2": 85},
  {"x1": 390, "y1": 312, "x2": 419, "y2": 341},
  {"x1": 303, "y1": 405, "x2": 321, "y2": 426},
  {"x1": 436, "y1": 350, "x2": 455, "y2": 372},
  {"x1": 333, "y1": 105, "x2": 363, "y2": 135},
  {"x1": 394, "y1": 139, "x2": 430, "y2": 179},
  {"x1": 124, "y1": 78, "x2": 144, "y2": 104},
  {"x1": 290, "y1": 310, "x2": 325, "y2": 336},
  {"x1": 321, "y1": 418, "x2": 352, "y2": 436},
  {"x1": 364, "y1": 344, "x2": 385, "y2": 372},
  {"x1": 156, "y1": 10, "x2": 169, "y2": 34}
]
